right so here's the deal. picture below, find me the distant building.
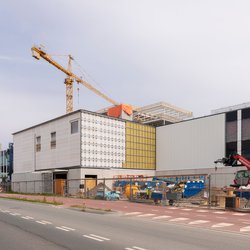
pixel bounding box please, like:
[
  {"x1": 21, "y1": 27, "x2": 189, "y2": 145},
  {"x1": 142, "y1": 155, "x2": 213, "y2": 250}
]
[{"x1": 0, "y1": 143, "x2": 13, "y2": 182}]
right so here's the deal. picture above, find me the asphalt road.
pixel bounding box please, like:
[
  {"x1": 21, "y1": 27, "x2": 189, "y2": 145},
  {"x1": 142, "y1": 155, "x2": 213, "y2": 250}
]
[{"x1": 0, "y1": 198, "x2": 249, "y2": 250}]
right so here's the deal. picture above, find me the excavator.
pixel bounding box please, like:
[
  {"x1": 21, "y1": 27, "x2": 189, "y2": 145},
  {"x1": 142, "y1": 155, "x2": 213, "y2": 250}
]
[{"x1": 215, "y1": 154, "x2": 250, "y2": 187}]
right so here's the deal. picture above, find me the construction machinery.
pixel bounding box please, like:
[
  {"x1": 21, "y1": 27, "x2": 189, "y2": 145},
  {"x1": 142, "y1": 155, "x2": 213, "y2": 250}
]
[
  {"x1": 31, "y1": 46, "x2": 119, "y2": 113},
  {"x1": 215, "y1": 154, "x2": 250, "y2": 187}
]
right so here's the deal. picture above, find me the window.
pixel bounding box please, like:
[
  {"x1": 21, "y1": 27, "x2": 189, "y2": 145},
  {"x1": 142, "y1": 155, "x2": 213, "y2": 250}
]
[
  {"x1": 51, "y1": 132, "x2": 56, "y2": 149},
  {"x1": 36, "y1": 136, "x2": 41, "y2": 152},
  {"x1": 71, "y1": 120, "x2": 79, "y2": 134}
]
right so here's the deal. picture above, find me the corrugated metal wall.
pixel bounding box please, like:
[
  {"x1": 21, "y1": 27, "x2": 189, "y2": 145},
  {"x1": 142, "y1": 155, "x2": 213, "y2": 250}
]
[{"x1": 156, "y1": 114, "x2": 225, "y2": 171}]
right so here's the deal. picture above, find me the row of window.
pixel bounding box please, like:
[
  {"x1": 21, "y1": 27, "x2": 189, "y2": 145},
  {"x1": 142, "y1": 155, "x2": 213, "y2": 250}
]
[
  {"x1": 36, "y1": 132, "x2": 57, "y2": 152},
  {"x1": 36, "y1": 120, "x2": 79, "y2": 152}
]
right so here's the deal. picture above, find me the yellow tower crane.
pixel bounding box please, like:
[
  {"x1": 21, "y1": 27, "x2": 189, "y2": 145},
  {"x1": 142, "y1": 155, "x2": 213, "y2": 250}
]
[{"x1": 31, "y1": 46, "x2": 119, "y2": 113}]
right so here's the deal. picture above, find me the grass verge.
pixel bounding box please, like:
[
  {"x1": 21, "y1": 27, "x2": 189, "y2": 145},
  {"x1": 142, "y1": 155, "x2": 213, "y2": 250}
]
[
  {"x1": 70, "y1": 204, "x2": 112, "y2": 212},
  {"x1": 0, "y1": 196, "x2": 63, "y2": 206}
]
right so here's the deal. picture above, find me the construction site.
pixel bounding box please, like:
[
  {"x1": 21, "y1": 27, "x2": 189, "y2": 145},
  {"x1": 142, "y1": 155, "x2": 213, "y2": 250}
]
[{"x1": 1, "y1": 46, "x2": 249, "y2": 211}]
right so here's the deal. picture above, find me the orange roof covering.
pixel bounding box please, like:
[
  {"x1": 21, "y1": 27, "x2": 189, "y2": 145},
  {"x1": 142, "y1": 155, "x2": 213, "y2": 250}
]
[{"x1": 107, "y1": 104, "x2": 133, "y2": 118}]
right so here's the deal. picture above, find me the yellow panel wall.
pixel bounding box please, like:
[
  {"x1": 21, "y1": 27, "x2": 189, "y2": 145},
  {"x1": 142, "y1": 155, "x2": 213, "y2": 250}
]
[{"x1": 123, "y1": 122, "x2": 156, "y2": 169}]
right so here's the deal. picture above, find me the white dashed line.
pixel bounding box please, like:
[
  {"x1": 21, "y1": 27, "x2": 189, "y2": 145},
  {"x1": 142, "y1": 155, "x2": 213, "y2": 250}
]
[
  {"x1": 232, "y1": 213, "x2": 246, "y2": 216},
  {"x1": 197, "y1": 210, "x2": 208, "y2": 213},
  {"x1": 240, "y1": 226, "x2": 250, "y2": 232},
  {"x1": 152, "y1": 215, "x2": 171, "y2": 220},
  {"x1": 90, "y1": 234, "x2": 110, "y2": 241},
  {"x1": 133, "y1": 247, "x2": 147, "y2": 250},
  {"x1": 189, "y1": 220, "x2": 209, "y2": 225},
  {"x1": 213, "y1": 211, "x2": 226, "y2": 214},
  {"x1": 181, "y1": 208, "x2": 193, "y2": 211},
  {"x1": 1, "y1": 210, "x2": 10, "y2": 213},
  {"x1": 22, "y1": 216, "x2": 33, "y2": 220},
  {"x1": 125, "y1": 247, "x2": 147, "y2": 250},
  {"x1": 9, "y1": 213, "x2": 20, "y2": 216},
  {"x1": 40, "y1": 220, "x2": 52, "y2": 224},
  {"x1": 125, "y1": 212, "x2": 142, "y2": 216},
  {"x1": 168, "y1": 207, "x2": 178, "y2": 210},
  {"x1": 169, "y1": 217, "x2": 189, "y2": 222},
  {"x1": 26, "y1": 216, "x2": 34, "y2": 219},
  {"x1": 56, "y1": 227, "x2": 70, "y2": 232},
  {"x1": 211, "y1": 223, "x2": 234, "y2": 228},
  {"x1": 60, "y1": 226, "x2": 75, "y2": 231},
  {"x1": 137, "y1": 213, "x2": 155, "y2": 217},
  {"x1": 36, "y1": 221, "x2": 47, "y2": 225},
  {"x1": 83, "y1": 234, "x2": 110, "y2": 242}
]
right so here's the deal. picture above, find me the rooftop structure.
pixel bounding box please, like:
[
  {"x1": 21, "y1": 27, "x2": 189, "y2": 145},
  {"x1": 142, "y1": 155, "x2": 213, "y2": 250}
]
[
  {"x1": 211, "y1": 102, "x2": 250, "y2": 115},
  {"x1": 97, "y1": 102, "x2": 193, "y2": 127}
]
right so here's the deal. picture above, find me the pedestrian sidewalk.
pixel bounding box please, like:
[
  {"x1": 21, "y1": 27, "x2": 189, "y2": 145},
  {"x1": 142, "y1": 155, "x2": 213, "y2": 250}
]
[{"x1": 0, "y1": 193, "x2": 162, "y2": 214}]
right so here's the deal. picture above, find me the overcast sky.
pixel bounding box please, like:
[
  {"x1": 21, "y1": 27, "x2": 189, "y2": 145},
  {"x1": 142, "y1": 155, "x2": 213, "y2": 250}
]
[{"x1": 1, "y1": 0, "x2": 250, "y2": 148}]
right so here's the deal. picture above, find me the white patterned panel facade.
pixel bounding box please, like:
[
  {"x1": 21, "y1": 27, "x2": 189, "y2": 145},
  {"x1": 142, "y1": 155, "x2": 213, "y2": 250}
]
[{"x1": 81, "y1": 113, "x2": 126, "y2": 168}]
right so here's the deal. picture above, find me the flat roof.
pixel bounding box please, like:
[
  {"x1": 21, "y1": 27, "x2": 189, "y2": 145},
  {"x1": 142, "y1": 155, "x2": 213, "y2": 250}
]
[{"x1": 13, "y1": 109, "x2": 155, "y2": 135}]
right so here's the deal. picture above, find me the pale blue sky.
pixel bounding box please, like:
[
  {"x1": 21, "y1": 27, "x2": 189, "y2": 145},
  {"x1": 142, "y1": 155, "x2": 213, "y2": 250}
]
[{"x1": 1, "y1": 0, "x2": 250, "y2": 148}]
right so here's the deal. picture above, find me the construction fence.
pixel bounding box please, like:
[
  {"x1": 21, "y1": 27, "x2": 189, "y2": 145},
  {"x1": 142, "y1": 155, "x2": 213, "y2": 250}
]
[{"x1": 8, "y1": 173, "x2": 250, "y2": 209}]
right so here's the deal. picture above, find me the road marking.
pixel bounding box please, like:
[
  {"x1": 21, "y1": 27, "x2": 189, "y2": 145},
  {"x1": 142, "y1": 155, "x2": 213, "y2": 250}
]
[
  {"x1": 168, "y1": 207, "x2": 178, "y2": 210},
  {"x1": 180, "y1": 212, "x2": 189, "y2": 215},
  {"x1": 90, "y1": 234, "x2": 110, "y2": 241},
  {"x1": 125, "y1": 247, "x2": 147, "y2": 250},
  {"x1": 25, "y1": 216, "x2": 34, "y2": 219},
  {"x1": 211, "y1": 223, "x2": 234, "y2": 228},
  {"x1": 36, "y1": 221, "x2": 47, "y2": 225},
  {"x1": 240, "y1": 226, "x2": 250, "y2": 232},
  {"x1": 40, "y1": 220, "x2": 52, "y2": 224},
  {"x1": 125, "y1": 212, "x2": 142, "y2": 216},
  {"x1": 189, "y1": 220, "x2": 209, "y2": 225},
  {"x1": 1, "y1": 210, "x2": 10, "y2": 213},
  {"x1": 232, "y1": 213, "x2": 246, "y2": 216},
  {"x1": 181, "y1": 208, "x2": 193, "y2": 211},
  {"x1": 83, "y1": 235, "x2": 103, "y2": 242},
  {"x1": 213, "y1": 211, "x2": 226, "y2": 214},
  {"x1": 196, "y1": 214, "x2": 207, "y2": 217},
  {"x1": 83, "y1": 234, "x2": 110, "y2": 242},
  {"x1": 133, "y1": 247, "x2": 147, "y2": 250},
  {"x1": 197, "y1": 210, "x2": 208, "y2": 213},
  {"x1": 152, "y1": 215, "x2": 171, "y2": 220},
  {"x1": 165, "y1": 211, "x2": 173, "y2": 213},
  {"x1": 151, "y1": 209, "x2": 158, "y2": 212},
  {"x1": 60, "y1": 226, "x2": 75, "y2": 231},
  {"x1": 137, "y1": 213, "x2": 155, "y2": 217},
  {"x1": 169, "y1": 217, "x2": 189, "y2": 222},
  {"x1": 216, "y1": 217, "x2": 227, "y2": 219},
  {"x1": 9, "y1": 213, "x2": 20, "y2": 216},
  {"x1": 22, "y1": 216, "x2": 33, "y2": 220},
  {"x1": 56, "y1": 227, "x2": 70, "y2": 232}
]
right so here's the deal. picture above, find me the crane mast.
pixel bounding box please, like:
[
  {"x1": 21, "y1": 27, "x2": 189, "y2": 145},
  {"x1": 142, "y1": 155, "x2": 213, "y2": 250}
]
[{"x1": 31, "y1": 46, "x2": 119, "y2": 113}]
